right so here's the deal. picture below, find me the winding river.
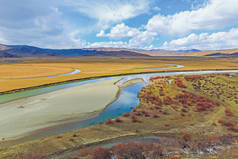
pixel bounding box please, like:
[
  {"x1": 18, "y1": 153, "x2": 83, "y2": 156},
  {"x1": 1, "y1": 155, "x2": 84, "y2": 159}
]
[
  {"x1": 0, "y1": 69, "x2": 81, "y2": 80},
  {"x1": 1, "y1": 66, "x2": 238, "y2": 145}
]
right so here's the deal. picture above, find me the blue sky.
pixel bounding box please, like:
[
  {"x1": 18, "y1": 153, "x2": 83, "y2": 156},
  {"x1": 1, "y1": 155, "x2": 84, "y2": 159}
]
[{"x1": 0, "y1": 0, "x2": 238, "y2": 50}]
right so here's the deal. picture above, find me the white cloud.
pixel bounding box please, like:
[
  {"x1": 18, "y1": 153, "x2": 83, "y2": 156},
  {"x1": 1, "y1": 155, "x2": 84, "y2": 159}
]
[
  {"x1": 0, "y1": 0, "x2": 88, "y2": 48},
  {"x1": 161, "y1": 28, "x2": 238, "y2": 50},
  {"x1": 96, "y1": 23, "x2": 140, "y2": 40},
  {"x1": 91, "y1": 30, "x2": 157, "y2": 49},
  {"x1": 129, "y1": 31, "x2": 157, "y2": 48},
  {"x1": 87, "y1": 41, "x2": 128, "y2": 48},
  {"x1": 153, "y1": 6, "x2": 161, "y2": 11},
  {"x1": 0, "y1": 0, "x2": 151, "y2": 48},
  {"x1": 146, "y1": 0, "x2": 238, "y2": 36},
  {"x1": 96, "y1": 23, "x2": 157, "y2": 48},
  {"x1": 70, "y1": 0, "x2": 150, "y2": 23}
]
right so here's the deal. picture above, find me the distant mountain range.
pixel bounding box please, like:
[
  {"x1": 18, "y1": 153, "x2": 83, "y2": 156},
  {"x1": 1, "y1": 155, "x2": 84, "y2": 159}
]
[
  {"x1": 0, "y1": 44, "x2": 238, "y2": 58},
  {"x1": 182, "y1": 49, "x2": 238, "y2": 56},
  {"x1": 0, "y1": 44, "x2": 150, "y2": 57}
]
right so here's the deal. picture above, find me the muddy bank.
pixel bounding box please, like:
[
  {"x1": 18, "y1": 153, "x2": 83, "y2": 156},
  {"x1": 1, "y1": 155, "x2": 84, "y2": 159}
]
[{"x1": 0, "y1": 78, "x2": 121, "y2": 140}]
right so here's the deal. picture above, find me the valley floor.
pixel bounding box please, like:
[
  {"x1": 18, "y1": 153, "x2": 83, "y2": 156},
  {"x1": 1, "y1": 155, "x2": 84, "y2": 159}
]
[{"x1": 1, "y1": 57, "x2": 238, "y2": 159}]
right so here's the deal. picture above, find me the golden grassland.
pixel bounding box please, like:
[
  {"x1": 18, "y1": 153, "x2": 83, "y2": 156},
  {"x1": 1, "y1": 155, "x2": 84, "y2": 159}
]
[
  {"x1": 0, "y1": 64, "x2": 73, "y2": 79},
  {"x1": 1, "y1": 73, "x2": 238, "y2": 159},
  {"x1": 1, "y1": 57, "x2": 238, "y2": 93}
]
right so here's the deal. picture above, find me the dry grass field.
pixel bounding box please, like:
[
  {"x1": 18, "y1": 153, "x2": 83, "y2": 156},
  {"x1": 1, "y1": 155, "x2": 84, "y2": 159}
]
[{"x1": 1, "y1": 57, "x2": 238, "y2": 93}]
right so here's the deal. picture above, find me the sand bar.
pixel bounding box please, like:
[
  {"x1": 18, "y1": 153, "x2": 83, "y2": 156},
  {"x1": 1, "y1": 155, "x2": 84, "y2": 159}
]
[{"x1": 0, "y1": 78, "x2": 121, "y2": 139}]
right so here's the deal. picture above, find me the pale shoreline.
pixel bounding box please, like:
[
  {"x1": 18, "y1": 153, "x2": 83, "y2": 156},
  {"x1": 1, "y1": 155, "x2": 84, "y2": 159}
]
[{"x1": 0, "y1": 78, "x2": 122, "y2": 140}]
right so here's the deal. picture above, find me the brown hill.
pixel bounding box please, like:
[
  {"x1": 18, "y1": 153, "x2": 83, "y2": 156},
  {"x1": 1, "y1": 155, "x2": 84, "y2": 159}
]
[{"x1": 183, "y1": 49, "x2": 238, "y2": 56}]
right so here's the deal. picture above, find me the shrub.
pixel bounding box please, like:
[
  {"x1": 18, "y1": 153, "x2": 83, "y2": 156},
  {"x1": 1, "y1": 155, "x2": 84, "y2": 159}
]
[
  {"x1": 115, "y1": 117, "x2": 122, "y2": 123},
  {"x1": 112, "y1": 142, "x2": 164, "y2": 159},
  {"x1": 228, "y1": 126, "x2": 238, "y2": 132},
  {"x1": 122, "y1": 113, "x2": 130, "y2": 117},
  {"x1": 153, "y1": 114, "x2": 159, "y2": 118},
  {"x1": 135, "y1": 111, "x2": 142, "y2": 116},
  {"x1": 181, "y1": 108, "x2": 187, "y2": 113},
  {"x1": 131, "y1": 116, "x2": 140, "y2": 123},
  {"x1": 90, "y1": 147, "x2": 111, "y2": 159},
  {"x1": 163, "y1": 96, "x2": 173, "y2": 105},
  {"x1": 185, "y1": 75, "x2": 202, "y2": 81},
  {"x1": 78, "y1": 148, "x2": 90, "y2": 157},
  {"x1": 181, "y1": 133, "x2": 191, "y2": 142},
  {"x1": 225, "y1": 109, "x2": 233, "y2": 116},
  {"x1": 105, "y1": 118, "x2": 113, "y2": 125},
  {"x1": 223, "y1": 121, "x2": 235, "y2": 127},
  {"x1": 175, "y1": 79, "x2": 187, "y2": 88}
]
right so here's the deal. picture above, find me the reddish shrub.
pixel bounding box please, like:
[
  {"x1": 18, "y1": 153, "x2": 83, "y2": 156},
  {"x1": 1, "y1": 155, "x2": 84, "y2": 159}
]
[
  {"x1": 185, "y1": 75, "x2": 202, "y2": 81},
  {"x1": 90, "y1": 147, "x2": 111, "y2": 159},
  {"x1": 181, "y1": 108, "x2": 188, "y2": 113},
  {"x1": 218, "y1": 119, "x2": 225, "y2": 124},
  {"x1": 163, "y1": 96, "x2": 173, "y2": 105},
  {"x1": 139, "y1": 92, "x2": 162, "y2": 105},
  {"x1": 76, "y1": 142, "x2": 166, "y2": 159},
  {"x1": 228, "y1": 126, "x2": 238, "y2": 132},
  {"x1": 225, "y1": 109, "x2": 233, "y2": 116},
  {"x1": 135, "y1": 111, "x2": 142, "y2": 116},
  {"x1": 78, "y1": 148, "x2": 90, "y2": 157},
  {"x1": 144, "y1": 113, "x2": 150, "y2": 117},
  {"x1": 153, "y1": 114, "x2": 159, "y2": 118},
  {"x1": 155, "y1": 106, "x2": 161, "y2": 110},
  {"x1": 175, "y1": 79, "x2": 187, "y2": 88},
  {"x1": 122, "y1": 113, "x2": 130, "y2": 117},
  {"x1": 112, "y1": 142, "x2": 163, "y2": 159},
  {"x1": 131, "y1": 116, "x2": 140, "y2": 123},
  {"x1": 223, "y1": 121, "x2": 235, "y2": 127},
  {"x1": 115, "y1": 117, "x2": 123, "y2": 123},
  {"x1": 208, "y1": 136, "x2": 219, "y2": 141},
  {"x1": 105, "y1": 118, "x2": 113, "y2": 125},
  {"x1": 149, "y1": 76, "x2": 164, "y2": 81},
  {"x1": 181, "y1": 133, "x2": 191, "y2": 142},
  {"x1": 159, "y1": 91, "x2": 165, "y2": 96}
]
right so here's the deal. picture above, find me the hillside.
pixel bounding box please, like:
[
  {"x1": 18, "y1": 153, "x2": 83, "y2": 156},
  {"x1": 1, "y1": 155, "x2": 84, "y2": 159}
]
[
  {"x1": 0, "y1": 44, "x2": 150, "y2": 57},
  {"x1": 183, "y1": 49, "x2": 238, "y2": 56}
]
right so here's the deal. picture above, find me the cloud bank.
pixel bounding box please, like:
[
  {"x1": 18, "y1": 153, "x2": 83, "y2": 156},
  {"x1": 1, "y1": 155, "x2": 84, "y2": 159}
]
[
  {"x1": 161, "y1": 28, "x2": 238, "y2": 50},
  {"x1": 0, "y1": 0, "x2": 238, "y2": 50}
]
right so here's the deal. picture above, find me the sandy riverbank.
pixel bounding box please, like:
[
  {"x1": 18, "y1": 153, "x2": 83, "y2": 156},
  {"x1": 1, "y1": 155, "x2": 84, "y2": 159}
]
[{"x1": 0, "y1": 78, "x2": 121, "y2": 140}]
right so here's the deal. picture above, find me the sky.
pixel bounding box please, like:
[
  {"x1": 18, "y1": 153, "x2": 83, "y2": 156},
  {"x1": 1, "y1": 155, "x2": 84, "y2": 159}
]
[{"x1": 0, "y1": 0, "x2": 238, "y2": 50}]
